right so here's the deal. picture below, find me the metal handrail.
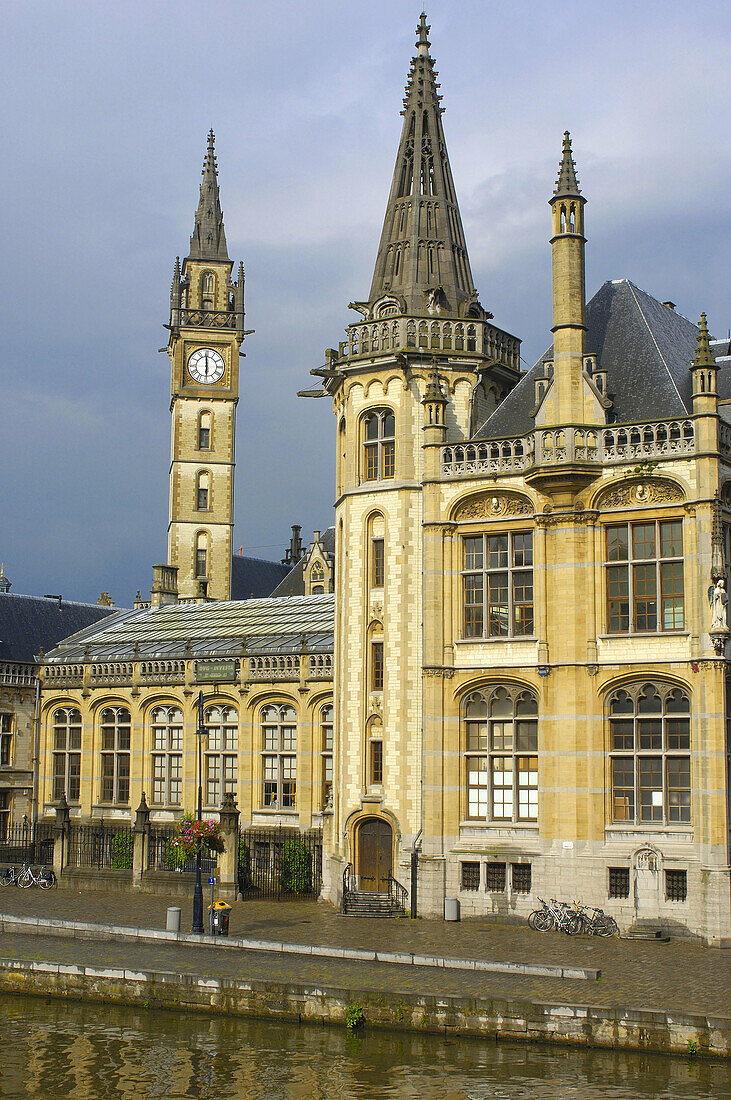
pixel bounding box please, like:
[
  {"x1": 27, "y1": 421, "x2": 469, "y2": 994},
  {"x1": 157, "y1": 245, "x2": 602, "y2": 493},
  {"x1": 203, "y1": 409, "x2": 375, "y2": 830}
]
[{"x1": 386, "y1": 875, "x2": 408, "y2": 912}]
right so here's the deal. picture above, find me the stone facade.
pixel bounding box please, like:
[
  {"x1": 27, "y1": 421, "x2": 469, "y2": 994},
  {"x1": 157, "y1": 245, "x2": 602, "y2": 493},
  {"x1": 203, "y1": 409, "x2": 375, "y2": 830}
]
[{"x1": 311, "y1": 17, "x2": 731, "y2": 944}]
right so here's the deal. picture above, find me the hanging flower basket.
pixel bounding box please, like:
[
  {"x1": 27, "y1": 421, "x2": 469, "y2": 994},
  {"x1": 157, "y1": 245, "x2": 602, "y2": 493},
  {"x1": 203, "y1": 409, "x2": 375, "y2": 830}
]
[{"x1": 166, "y1": 816, "x2": 225, "y2": 870}]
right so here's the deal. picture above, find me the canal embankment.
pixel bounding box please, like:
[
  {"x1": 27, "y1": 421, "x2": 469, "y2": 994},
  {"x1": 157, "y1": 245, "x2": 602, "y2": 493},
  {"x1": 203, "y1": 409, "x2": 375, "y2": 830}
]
[{"x1": 0, "y1": 891, "x2": 728, "y2": 1057}]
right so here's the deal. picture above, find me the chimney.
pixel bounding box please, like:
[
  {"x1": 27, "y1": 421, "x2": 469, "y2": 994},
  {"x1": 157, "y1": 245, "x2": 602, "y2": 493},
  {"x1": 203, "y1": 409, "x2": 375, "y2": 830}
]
[
  {"x1": 282, "y1": 525, "x2": 304, "y2": 566},
  {"x1": 150, "y1": 564, "x2": 179, "y2": 607}
]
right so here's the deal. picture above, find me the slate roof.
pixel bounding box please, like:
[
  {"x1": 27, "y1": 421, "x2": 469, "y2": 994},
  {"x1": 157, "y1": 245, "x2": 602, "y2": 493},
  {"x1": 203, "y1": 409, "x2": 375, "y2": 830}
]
[
  {"x1": 475, "y1": 280, "x2": 705, "y2": 440},
  {"x1": 44, "y1": 595, "x2": 335, "y2": 663},
  {"x1": 270, "y1": 527, "x2": 336, "y2": 598},
  {"x1": 230, "y1": 555, "x2": 292, "y2": 600},
  {"x1": 0, "y1": 594, "x2": 117, "y2": 664}
]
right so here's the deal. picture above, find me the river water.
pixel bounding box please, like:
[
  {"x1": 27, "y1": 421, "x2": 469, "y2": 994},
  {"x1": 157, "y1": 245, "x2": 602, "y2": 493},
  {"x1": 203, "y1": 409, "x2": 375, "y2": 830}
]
[{"x1": 0, "y1": 994, "x2": 727, "y2": 1099}]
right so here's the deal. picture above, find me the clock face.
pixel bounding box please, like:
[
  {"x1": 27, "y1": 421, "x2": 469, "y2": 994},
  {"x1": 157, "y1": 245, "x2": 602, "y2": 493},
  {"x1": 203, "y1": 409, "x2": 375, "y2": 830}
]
[{"x1": 187, "y1": 348, "x2": 225, "y2": 385}]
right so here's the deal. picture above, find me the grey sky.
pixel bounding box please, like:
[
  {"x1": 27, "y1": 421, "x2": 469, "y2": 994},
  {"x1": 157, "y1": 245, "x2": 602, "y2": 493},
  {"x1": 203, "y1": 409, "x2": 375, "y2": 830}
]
[{"x1": 2, "y1": 0, "x2": 729, "y2": 606}]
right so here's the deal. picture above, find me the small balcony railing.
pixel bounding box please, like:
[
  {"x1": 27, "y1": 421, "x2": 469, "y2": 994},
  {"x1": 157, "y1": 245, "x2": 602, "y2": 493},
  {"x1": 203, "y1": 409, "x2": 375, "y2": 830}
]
[{"x1": 441, "y1": 419, "x2": 696, "y2": 478}]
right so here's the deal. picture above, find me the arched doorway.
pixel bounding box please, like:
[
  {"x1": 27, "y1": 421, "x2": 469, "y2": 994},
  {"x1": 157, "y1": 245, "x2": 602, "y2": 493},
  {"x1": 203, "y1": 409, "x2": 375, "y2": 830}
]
[{"x1": 356, "y1": 817, "x2": 392, "y2": 892}]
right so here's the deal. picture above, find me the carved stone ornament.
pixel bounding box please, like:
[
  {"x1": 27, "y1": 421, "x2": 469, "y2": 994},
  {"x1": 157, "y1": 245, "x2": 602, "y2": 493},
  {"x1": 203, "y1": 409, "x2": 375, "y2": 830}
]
[
  {"x1": 597, "y1": 478, "x2": 684, "y2": 510},
  {"x1": 455, "y1": 492, "x2": 533, "y2": 522}
]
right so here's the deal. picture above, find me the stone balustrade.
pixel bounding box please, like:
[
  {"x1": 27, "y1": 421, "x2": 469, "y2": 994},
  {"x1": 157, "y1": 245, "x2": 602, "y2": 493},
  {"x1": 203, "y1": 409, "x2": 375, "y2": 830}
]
[
  {"x1": 308, "y1": 654, "x2": 333, "y2": 679},
  {"x1": 0, "y1": 662, "x2": 37, "y2": 687},
  {"x1": 138, "y1": 660, "x2": 186, "y2": 684},
  {"x1": 90, "y1": 662, "x2": 134, "y2": 685},
  {"x1": 248, "y1": 655, "x2": 300, "y2": 681},
  {"x1": 43, "y1": 664, "x2": 84, "y2": 686},
  {"x1": 339, "y1": 316, "x2": 520, "y2": 371},
  {"x1": 441, "y1": 419, "x2": 696, "y2": 477}
]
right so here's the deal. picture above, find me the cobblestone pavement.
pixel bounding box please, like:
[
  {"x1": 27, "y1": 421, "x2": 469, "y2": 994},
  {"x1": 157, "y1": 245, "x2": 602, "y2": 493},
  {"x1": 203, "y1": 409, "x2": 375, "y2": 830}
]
[{"x1": 0, "y1": 889, "x2": 728, "y2": 1017}]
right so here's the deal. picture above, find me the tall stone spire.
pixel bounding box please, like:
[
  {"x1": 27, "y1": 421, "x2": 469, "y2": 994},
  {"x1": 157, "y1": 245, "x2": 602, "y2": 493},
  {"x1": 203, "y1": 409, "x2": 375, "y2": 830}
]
[
  {"x1": 188, "y1": 129, "x2": 229, "y2": 262},
  {"x1": 367, "y1": 12, "x2": 477, "y2": 316},
  {"x1": 554, "y1": 131, "x2": 581, "y2": 198}
]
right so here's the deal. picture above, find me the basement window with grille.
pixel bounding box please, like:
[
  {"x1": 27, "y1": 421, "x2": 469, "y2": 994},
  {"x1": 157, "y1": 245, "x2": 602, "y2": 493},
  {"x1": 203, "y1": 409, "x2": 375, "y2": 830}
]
[
  {"x1": 665, "y1": 869, "x2": 687, "y2": 902},
  {"x1": 485, "y1": 862, "x2": 506, "y2": 892},
  {"x1": 461, "y1": 862, "x2": 480, "y2": 891},
  {"x1": 511, "y1": 863, "x2": 532, "y2": 894},
  {"x1": 608, "y1": 867, "x2": 630, "y2": 899}
]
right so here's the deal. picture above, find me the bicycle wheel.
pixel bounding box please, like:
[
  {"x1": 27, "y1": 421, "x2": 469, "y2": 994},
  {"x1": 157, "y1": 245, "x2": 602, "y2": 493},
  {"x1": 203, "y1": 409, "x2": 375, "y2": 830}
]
[
  {"x1": 530, "y1": 909, "x2": 554, "y2": 932},
  {"x1": 17, "y1": 871, "x2": 33, "y2": 888},
  {"x1": 38, "y1": 870, "x2": 56, "y2": 890},
  {"x1": 563, "y1": 913, "x2": 581, "y2": 936},
  {"x1": 0, "y1": 871, "x2": 13, "y2": 887},
  {"x1": 597, "y1": 916, "x2": 619, "y2": 937}
]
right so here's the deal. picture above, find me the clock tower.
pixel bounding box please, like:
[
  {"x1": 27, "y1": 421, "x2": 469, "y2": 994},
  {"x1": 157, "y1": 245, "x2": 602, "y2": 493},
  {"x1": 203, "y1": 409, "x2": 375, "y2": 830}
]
[{"x1": 166, "y1": 131, "x2": 248, "y2": 601}]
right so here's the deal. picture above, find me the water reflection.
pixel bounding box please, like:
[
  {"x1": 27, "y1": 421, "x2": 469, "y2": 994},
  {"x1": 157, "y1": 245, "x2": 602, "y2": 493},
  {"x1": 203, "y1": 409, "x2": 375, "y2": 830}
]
[{"x1": 0, "y1": 995, "x2": 726, "y2": 1099}]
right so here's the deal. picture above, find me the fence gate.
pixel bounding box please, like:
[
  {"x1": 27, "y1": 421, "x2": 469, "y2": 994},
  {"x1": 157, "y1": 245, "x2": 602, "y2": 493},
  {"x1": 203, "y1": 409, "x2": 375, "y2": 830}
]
[
  {"x1": 238, "y1": 826, "x2": 322, "y2": 899},
  {"x1": 0, "y1": 822, "x2": 55, "y2": 866}
]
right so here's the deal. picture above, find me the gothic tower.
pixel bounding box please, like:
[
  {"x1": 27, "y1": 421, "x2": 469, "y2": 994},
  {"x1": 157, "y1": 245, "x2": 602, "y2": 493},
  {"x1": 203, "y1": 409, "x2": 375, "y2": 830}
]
[
  {"x1": 166, "y1": 132, "x2": 247, "y2": 601},
  {"x1": 311, "y1": 14, "x2": 521, "y2": 907}
]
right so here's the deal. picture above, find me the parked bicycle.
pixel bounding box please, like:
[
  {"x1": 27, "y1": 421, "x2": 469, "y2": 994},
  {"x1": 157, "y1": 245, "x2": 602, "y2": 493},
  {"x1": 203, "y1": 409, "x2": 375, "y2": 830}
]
[
  {"x1": 528, "y1": 897, "x2": 580, "y2": 935},
  {"x1": 529, "y1": 896, "x2": 619, "y2": 936},
  {"x1": 1, "y1": 863, "x2": 56, "y2": 889}
]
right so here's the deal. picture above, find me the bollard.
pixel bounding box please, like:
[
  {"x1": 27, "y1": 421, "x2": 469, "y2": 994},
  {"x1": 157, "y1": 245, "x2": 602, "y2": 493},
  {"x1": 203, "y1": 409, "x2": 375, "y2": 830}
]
[{"x1": 166, "y1": 906, "x2": 181, "y2": 933}]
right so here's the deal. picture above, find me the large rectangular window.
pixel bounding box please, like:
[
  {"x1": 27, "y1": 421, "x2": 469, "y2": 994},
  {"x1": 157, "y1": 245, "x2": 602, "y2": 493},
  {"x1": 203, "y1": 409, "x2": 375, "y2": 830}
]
[
  {"x1": 464, "y1": 686, "x2": 538, "y2": 822},
  {"x1": 261, "y1": 704, "x2": 297, "y2": 809},
  {"x1": 52, "y1": 708, "x2": 82, "y2": 801},
  {"x1": 203, "y1": 705, "x2": 238, "y2": 807},
  {"x1": 605, "y1": 521, "x2": 683, "y2": 632},
  {"x1": 462, "y1": 532, "x2": 533, "y2": 638},
  {"x1": 609, "y1": 683, "x2": 691, "y2": 825},
  {"x1": 99, "y1": 707, "x2": 131, "y2": 804},
  {"x1": 150, "y1": 706, "x2": 183, "y2": 806}
]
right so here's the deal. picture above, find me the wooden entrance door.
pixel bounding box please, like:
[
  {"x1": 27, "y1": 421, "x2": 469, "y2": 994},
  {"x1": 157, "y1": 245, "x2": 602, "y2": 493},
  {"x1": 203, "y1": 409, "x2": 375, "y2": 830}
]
[{"x1": 357, "y1": 817, "x2": 392, "y2": 892}]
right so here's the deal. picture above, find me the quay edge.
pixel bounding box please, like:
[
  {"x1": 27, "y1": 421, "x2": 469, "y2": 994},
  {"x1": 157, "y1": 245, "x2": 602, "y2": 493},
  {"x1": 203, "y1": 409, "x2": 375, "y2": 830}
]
[{"x1": 0, "y1": 957, "x2": 728, "y2": 1059}]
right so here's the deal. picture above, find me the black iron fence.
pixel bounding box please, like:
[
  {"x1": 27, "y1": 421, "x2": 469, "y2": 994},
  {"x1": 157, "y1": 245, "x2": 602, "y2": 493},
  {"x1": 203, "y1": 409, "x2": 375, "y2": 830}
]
[
  {"x1": 66, "y1": 822, "x2": 134, "y2": 870},
  {"x1": 146, "y1": 825, "x2": 218, "y2": 875},
  {"x1": 0, "y1": 822, "x2": 54, "y2": 867},
  {"x1": 238, "y1": 826, "x2": 322, "y2": 899}
]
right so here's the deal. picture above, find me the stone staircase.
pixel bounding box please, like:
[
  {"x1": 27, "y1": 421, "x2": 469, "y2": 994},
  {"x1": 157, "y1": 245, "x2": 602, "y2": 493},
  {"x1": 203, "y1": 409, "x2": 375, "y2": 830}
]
[{"x1": 342, "y1": 890, "x2": 405, "y2": 917}]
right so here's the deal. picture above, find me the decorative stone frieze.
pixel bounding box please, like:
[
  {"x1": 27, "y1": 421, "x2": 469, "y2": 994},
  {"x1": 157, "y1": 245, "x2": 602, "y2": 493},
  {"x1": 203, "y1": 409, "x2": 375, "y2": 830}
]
[
  {"x1": 454, "y1": 492, "x2": 533, "y2": 521},
  {"x1": 595, "y1": 478, "x2": 684, "y2": 510}
]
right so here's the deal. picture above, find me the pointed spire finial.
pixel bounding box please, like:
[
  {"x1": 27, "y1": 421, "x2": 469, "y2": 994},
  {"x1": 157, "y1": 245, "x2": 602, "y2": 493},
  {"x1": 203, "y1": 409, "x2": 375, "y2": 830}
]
[
  {"x1": 417, "y1": 12, "x2": 431, "y2": 55},
  {"x1": 554, "y1": 131, "x2": 582, "y2": 198},
  {"x1": 188, "y1": 129, "x2": 229, "y2": 262},
  {"x1": 694, "y1": 312, "x2": 716, "y2": 367}
]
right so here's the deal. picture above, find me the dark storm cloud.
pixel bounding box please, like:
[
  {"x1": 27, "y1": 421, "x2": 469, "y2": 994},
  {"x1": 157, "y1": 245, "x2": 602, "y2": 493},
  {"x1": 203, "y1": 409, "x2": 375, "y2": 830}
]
[{"x1": 1, "y1": 0, "x2": 728, "y2": 604}]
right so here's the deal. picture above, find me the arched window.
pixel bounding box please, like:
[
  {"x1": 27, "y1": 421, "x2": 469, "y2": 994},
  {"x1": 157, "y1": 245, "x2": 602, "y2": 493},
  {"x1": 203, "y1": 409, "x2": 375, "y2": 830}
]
[
  {"x1": 203, "y1": 704, "x2": 238, "y2": 807},
  {"x1": 201, "y1": 271, "x2": 216, "y2": 309},
  {"x1": 99, "y1": 706, "x2": 130, "y2": 804},
  {"x1": 52, "y1": 707, "x2": 82, "y2": 801},
  {"x1": 150, "y1": 705, "x2": 183, "y2": 806},
  {"x1": 261, "y1": 704, "x2": 297, "y2": 809},
  {"x1": 608, "y1": 683, "x2": 690, "y2": 825},
  {"x1": 195, "y1": 532, "x2": 209, "y2": 578},
  {"x1": 320, "y1": 703, "x2": 333, "y2": 808},
  {"x1": 362, "y1": 409, "x2": 395, "y2": 482},
  {"x1": 198, "y1": 411, "x2": 212, "y2": 450},
  {"x1": 463, "y1": 686, "x2": 538, "y2": 822},
  {"x1": 196, "y1": 471, "x2": 210, "y2": 511}
]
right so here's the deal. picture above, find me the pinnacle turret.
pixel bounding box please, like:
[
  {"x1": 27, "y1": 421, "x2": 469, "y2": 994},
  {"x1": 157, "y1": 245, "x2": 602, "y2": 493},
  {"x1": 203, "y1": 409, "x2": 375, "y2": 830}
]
[
  {"x1": 367, "y1": 13, "x2": 478, "y2": 316},
  {"x1": 188, "y1": 129, "x2": 229, "y2": 263},
  {"x1": 693, "y1": 312, "x2": 716, "y2": 367},
  {"x1": 553, "y1": 131, "x2": 582, "y2": 199}
]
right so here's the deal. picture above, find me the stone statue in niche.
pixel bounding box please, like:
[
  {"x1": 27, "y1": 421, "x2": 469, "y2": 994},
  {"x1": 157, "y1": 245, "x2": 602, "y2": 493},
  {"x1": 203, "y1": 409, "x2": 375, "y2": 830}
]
[{"x1": 709, "y1": 578, "x2": 728, "y2": 631}]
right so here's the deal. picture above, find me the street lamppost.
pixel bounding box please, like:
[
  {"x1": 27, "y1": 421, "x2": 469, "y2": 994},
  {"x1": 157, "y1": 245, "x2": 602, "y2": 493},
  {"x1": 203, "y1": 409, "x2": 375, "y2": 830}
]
[{"x1": 192, "y1": 690, "x2": 206, "y2": 934}]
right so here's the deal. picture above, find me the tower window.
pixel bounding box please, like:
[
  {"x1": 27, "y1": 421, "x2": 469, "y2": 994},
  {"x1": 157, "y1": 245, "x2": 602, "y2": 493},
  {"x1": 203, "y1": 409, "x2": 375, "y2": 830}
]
[
  {"x1": 362, "y1": 410, "x2": 395, "y2": 482},
  {"x1": 372, "y1": 539, "x2": 385, "y2": 588},
  {"x1": 0, "y1": 714, "x2": 12, "y2": 767},
  {"x1": 370, "y1": 739, "x2": 383, "y2": 784},
  {"x1": 198, "y1": 411, "x2": 212, "y2": 450},
  {"x1": 195, "y1": 532, "x2": 209, "y2": 577},
  {"x1": 196, "y1": 471, "x2": 210, "y2": 511},
  {"x1": 371, "y1": 640, "x2": 384, "y2": 691},
  {"x1": 201, "y1": 271, "x2": 216, "y2": 309}
]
